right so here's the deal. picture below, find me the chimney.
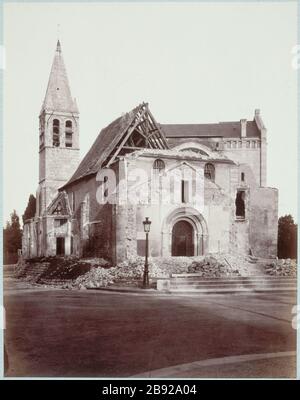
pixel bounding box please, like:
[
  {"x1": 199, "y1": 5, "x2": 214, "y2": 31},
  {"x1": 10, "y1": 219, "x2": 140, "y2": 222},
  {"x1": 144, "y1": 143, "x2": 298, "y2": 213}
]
[{"x1": 240, "y1": 119, "x2": 247, "y2": 138}]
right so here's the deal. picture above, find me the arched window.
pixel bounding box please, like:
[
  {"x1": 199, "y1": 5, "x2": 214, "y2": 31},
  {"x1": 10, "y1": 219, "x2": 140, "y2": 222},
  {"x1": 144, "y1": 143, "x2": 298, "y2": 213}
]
[
  {"x1": 65, "y1": 120, "x2": 73, "y2": 147},
  {"x1": 153, "y1": 159, "x2": 165, "y2": 172},
  {"x1": 53, "y1": 119, "x2": 60, "y2": 147},
  {"x1": 204, "y1": 163, "x2": 215, "y2": 182}
]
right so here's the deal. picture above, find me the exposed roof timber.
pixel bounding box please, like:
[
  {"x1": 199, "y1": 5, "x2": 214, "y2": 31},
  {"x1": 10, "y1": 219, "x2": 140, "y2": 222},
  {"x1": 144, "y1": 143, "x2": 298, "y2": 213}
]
[
  {"x1": 106, "y1": 105, "x2": 148, "y2": 167},
  {"x1": 62, "y1": 103, "x2": 170, "y2": 188},
  {"x1": 106, "y1": 103, "x2": 168, "y2": 166}
]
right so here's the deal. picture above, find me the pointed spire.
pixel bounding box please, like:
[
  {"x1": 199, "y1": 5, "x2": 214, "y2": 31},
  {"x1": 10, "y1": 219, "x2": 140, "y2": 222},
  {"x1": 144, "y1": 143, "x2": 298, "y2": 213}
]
[
  {"x1": 41, "y1": 41, "x2": 78, "y2": 114},
  {"x1": 56, "y1": 40, "x2": 61, "y2": 53}
]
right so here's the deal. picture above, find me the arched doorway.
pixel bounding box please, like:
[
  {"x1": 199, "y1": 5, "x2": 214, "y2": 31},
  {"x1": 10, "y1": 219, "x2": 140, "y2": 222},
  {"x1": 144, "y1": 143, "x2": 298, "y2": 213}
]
[
  {"x1": 172, "y1": 220, "x2": 194, "y2": 256},
  {"x1": 161, "y1": 207, "x2": 209, "y2": 257}
]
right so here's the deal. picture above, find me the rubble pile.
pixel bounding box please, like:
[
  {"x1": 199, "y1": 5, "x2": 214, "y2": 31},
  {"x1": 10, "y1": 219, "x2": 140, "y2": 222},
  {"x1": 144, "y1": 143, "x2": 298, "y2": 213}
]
[
  {"x1": 265, "y1": 259, "x2": 297, "y2": 277},
  {"x1": 187, "y1": 255, "x2": 240, "y2": 277},
  {"x1": 15, "y1": 253, "x2": 296, "y2": 290}
]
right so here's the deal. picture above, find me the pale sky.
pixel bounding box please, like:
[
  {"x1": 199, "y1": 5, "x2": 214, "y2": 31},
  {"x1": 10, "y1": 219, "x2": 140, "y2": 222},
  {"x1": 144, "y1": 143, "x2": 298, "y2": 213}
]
[{"x1": 3, "y1": 1, "x2": 298, "y2": 224}]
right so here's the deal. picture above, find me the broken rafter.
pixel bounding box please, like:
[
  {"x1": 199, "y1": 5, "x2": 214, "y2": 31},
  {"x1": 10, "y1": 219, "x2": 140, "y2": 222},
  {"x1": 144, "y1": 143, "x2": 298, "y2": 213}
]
[
  {"x1": 106, "y1": 105, "x2": 148, "y2": 167},
  {"x1": 146, "y1": 107, "x2": 169, "y2": 149}
]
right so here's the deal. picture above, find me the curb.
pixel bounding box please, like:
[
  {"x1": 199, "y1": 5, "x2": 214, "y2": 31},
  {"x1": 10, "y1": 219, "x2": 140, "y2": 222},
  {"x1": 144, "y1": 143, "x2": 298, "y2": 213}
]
[{"x1": 86, "y1": 286, "x2": 160, "y2": 295}]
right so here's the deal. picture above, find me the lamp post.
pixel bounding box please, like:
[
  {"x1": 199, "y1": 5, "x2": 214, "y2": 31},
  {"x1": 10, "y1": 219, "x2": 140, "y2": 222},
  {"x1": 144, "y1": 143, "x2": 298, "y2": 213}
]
[{"x1": 142, "y1": 217, "x2": 151, "y2": 289}]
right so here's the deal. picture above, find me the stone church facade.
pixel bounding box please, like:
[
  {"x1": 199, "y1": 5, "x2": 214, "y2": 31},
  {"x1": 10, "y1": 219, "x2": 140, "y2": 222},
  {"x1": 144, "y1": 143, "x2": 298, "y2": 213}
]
[{"x1": 22, "y1": 41, "x2": 278, "y2": 263}]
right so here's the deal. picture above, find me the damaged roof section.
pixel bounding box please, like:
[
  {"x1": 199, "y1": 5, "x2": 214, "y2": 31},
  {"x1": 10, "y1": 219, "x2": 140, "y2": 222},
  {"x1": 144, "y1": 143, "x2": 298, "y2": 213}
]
[{"x1": 63, "y1": 103, "x2": 169, "y2": 188}]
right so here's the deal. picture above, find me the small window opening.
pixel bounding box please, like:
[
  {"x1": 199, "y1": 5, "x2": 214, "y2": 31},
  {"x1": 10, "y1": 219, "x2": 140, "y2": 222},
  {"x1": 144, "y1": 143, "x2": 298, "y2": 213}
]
[
  {"x1": 235, "y1": 191, "x2": 245, "y2": 219},
  {"x1": 53, "y1": 119, "x2": 60, "y2": 147},
  {"x1": 65, "y1": 120, "x2": 73, "y2": 147},
  {"x1": 181, "y1": 180, "x2": 189, "y2": 203},
  {"x1": 204, "y1": 163, "x2": 215, "y2": 182},
  {"x1": 153, "y1": 159, "x2": 165, "y2": 172}
]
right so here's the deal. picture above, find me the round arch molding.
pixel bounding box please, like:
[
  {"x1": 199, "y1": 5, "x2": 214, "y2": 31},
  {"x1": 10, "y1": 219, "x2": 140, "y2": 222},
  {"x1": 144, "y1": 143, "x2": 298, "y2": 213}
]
[
  {"x1": 161, "y1": 207, "x2": 209, "y2": 257},
  {"x1": 173, "y1": 142, "x2": 212, "y2": 157}
]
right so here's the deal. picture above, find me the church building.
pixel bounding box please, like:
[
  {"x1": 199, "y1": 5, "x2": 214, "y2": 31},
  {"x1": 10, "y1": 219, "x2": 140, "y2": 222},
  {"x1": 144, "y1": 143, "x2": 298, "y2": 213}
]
[{"x1": 22, "y1": 41, "x2": 278, "y2": 263}]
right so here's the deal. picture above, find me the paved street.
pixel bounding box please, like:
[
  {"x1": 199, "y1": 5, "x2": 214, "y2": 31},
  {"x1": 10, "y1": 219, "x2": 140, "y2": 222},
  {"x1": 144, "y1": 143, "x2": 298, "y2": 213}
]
[{"x1": 4, "y1": 271, "x2": 297, "y2": 378}]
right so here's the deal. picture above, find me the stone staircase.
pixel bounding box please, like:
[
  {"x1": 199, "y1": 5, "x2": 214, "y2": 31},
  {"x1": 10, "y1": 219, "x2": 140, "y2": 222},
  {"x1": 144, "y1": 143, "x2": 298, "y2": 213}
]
[
  {"x1": 15, "y1": 262, "x2": 50, "y2": 283},
  {"x1": 158, "y1": 274, "x2": 297, "y2": 294}
]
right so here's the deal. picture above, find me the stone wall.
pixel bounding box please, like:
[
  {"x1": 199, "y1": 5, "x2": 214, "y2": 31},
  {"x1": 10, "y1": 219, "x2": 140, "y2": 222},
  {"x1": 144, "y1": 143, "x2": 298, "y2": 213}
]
[
  {"x1": 249, "y1": 187, "x2": 278, "y2": 258},
  {"x1": 64, "y1": 174, "x2": 116, "y2": 262}
]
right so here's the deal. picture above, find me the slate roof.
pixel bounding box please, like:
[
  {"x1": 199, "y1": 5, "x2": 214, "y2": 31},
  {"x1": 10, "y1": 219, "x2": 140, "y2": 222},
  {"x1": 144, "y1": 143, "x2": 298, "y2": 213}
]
[
  {"x1": 41, "y1": 41, "x2": 78, "y2": 114},
  {"x1": 160, "y1": 120, "x2": 260, "y2": 138},
  {"x1": 63, "y1": 106, "x2": 141, "y2": 187}
]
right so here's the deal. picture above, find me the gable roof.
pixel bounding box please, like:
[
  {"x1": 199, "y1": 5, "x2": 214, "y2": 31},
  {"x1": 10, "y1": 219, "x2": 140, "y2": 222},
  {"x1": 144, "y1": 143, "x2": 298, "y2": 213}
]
[
  {"x1": 46, "y1": 191, "x2": 71, "y2": 216},
  {"x1": 160, "y1": 120, "x2": 260, "y2": 138},
  {"x1": 62, "y1": 103, "x2": 169, "y2": 188}
]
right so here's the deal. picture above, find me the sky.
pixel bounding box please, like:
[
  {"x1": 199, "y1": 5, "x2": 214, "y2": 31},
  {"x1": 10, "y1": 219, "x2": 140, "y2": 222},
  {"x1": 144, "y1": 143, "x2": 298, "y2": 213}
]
[{"x1": 3, "y1": 1, "x2": 298, "y2": 224}]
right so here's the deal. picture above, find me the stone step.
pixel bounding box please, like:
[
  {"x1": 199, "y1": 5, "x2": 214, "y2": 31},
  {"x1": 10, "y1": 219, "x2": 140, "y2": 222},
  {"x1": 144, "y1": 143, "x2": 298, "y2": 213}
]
[
  {"x1": 170, "y1": 282, "x2": 297, "y2": 290},
  {"x1": 170, "y1": 277, "x2": 296, "y2": 284},
  {"x1": 157, "y1": 274, "x2": 297, "y2": 293},
  {"x1": 171, "y1": 273, "x2": 295, "y2": 279},
  {"x1": 169, "y1": 287, "x2": 297, "y2": 294}
]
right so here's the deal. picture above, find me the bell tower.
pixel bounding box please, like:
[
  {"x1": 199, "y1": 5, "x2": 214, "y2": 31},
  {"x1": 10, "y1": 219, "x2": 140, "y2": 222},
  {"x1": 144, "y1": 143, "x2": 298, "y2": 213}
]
[{"x1": 38, "y1": 40, "x2": 80, "y2": 215}]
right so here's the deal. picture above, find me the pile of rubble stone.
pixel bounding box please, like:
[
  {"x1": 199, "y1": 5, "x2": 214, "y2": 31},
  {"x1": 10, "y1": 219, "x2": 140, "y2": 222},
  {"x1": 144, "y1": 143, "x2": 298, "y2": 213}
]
[
  {"x1": 71, "y1": 254, "x2": 243, "y2": 289},
  {"x1": 265, "y1": 259, "x2": 297, "y2": 277},
  {"x1": 187, "y1": 255, "x2": 240, "y2": 277},
  {"x1": 16, "y1": 252, "x2": 285, "y2": 290}
]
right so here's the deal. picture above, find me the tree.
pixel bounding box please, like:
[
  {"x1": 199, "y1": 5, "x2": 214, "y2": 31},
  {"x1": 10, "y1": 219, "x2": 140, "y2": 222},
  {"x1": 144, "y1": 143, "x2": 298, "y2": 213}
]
[
  {"x1": 22, "y1": 194, "x2": 36, "y2": 223},
  {"x1": 3, "y1": 210, "x2": 22, "y2": 264},
  {"x1": 277, "y1": 214, "x2": 297, "y2": 259}
]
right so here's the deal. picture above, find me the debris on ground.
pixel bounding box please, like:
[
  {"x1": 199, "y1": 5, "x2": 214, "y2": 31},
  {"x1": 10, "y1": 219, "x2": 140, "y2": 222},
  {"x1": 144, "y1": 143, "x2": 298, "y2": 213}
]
[
  {"x1": 14, "y1": 253, "x2": 296, "y2": 290},
  {"x1": 265, "y1": 259, "x2": 297, "y2": 277}
]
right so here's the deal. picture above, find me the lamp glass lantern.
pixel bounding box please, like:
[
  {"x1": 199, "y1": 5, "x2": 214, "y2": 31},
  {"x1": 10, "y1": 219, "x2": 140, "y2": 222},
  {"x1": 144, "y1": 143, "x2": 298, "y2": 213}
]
[{"x1": 143, "y1": 217, "x2": 151, "y2": 233}]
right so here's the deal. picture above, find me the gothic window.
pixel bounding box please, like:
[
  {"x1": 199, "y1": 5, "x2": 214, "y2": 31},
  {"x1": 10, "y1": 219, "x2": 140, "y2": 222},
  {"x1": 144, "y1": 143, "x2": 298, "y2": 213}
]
[
  {"x1": 235, "y1": 191, "x2": 245, "y2": 219},
  {"x1": 153, "y1": 159, "x2": 165, "y2": 172},
  {"x1": 65, "y1": 120, "x2": 73, "y2": 148},
  {"x1": 204, "y1": 163, "x2": 215, "y2": 182},
  {"x1": 53, "y1": 119, "x2": 60, "y2": 147}
]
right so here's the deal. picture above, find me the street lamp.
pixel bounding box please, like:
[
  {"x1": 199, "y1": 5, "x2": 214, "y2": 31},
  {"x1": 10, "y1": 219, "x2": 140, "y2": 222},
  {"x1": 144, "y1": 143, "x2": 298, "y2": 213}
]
[{"x1": 142, "y1": 217, "x2": 151, "y2": 289}]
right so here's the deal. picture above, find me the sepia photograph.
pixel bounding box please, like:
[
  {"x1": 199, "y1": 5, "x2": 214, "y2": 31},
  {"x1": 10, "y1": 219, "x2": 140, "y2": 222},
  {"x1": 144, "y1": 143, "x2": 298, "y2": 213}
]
[{"x1": 1, "y1": 0, "x2": 298, "y2": 381}]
